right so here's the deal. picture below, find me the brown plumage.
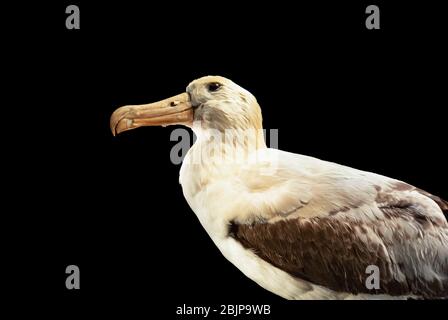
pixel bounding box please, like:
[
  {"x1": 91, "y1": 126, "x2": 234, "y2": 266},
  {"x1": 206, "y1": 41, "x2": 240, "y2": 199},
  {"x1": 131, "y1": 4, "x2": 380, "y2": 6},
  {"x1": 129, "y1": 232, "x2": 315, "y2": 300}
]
[{"x1": 230, "y1": 187, "x2": 448, "y2": 299}]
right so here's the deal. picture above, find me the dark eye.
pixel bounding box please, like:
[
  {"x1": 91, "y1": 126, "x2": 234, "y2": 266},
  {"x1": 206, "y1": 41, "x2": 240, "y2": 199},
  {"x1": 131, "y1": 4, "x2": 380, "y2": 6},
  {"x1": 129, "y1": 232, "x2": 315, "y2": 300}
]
[{"x1": 208, "y1": 82, "x2": 222, "y2": 92}]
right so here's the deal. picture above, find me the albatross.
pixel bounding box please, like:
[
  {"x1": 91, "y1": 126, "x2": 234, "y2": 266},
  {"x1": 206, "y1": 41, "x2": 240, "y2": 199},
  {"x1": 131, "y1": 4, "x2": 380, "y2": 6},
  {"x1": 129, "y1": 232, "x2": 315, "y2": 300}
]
[{"x1": 110, "y1": 76, "x2": 448, "y2": 299}]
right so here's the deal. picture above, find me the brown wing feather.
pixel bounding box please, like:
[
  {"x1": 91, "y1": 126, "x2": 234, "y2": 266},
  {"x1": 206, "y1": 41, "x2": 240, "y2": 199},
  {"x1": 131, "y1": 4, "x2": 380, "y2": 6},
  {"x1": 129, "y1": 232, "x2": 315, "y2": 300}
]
[
  {"x1": 415, "y1": 188, "x2": 448, "y2": 217},
  {"x1": 229, "y1": 199, "x2": 448, "y2": 298}
]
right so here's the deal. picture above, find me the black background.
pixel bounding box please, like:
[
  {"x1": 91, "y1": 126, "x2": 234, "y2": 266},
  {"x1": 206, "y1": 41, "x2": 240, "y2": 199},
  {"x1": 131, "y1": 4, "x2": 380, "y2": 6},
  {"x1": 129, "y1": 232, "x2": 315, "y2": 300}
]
[{"x1": 5, "y1": 0, "x2": 447, "y2": 317}]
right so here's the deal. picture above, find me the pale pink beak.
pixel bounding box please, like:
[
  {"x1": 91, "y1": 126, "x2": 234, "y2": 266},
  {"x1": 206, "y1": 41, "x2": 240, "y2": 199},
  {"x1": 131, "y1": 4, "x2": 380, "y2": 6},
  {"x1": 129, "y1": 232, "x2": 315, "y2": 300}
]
[{"x1": 110, "y1": 92, "x2": 193, "y2": 136}]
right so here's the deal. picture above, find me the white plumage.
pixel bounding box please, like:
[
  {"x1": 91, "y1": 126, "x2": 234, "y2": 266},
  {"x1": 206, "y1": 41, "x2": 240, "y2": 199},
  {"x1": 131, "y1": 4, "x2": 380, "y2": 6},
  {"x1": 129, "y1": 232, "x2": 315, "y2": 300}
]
[{"x1": 111, "y1": 76, "x2": 448, "y2": 299}]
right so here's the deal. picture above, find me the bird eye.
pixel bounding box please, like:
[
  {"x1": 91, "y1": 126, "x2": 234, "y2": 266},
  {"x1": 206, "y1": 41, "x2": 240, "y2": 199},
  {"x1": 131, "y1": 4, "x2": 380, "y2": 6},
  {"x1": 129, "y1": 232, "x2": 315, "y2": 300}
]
[{"x1": 208, "y1": 82, "x2": 222, "y2": 92}]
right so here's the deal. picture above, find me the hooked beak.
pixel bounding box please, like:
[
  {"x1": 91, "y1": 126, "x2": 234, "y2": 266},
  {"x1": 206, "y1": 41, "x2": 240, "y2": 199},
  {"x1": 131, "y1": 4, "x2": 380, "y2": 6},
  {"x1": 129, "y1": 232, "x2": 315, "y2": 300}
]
[{"x1": 110, "y1": 92, "x2": 193, "y2": 136}]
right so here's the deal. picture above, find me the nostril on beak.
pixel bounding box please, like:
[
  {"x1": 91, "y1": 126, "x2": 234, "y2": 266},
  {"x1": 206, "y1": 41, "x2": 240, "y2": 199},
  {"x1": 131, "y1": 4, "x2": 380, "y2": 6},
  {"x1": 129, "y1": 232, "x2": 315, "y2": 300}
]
[{"x1": 170, "y1": 101, "x2": 179, "y2": 107}]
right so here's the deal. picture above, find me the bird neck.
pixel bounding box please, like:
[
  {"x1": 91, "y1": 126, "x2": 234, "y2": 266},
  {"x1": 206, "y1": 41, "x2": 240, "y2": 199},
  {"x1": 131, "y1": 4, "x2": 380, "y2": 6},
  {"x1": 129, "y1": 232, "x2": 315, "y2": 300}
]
[
  {"x1": 180, "y1": 126, "x2": 270, "y2": 204},
  {"x1": 189, "y1": 126, "x2": 267, "y2": 166}
]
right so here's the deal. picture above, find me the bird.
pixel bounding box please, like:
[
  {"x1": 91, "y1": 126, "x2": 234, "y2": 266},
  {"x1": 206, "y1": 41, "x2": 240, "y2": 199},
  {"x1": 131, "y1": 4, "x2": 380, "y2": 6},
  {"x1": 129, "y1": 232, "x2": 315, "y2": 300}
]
[{"x1": 110, "y1": 76, "x2": 448, "y2": 300}]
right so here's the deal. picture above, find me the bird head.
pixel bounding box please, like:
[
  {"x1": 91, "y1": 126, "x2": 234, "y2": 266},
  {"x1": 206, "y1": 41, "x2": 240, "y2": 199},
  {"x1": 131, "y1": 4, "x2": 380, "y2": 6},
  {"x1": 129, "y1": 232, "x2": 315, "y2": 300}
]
[{"x1": 110, "y1": 76, "x2": 263, "y2": 136}]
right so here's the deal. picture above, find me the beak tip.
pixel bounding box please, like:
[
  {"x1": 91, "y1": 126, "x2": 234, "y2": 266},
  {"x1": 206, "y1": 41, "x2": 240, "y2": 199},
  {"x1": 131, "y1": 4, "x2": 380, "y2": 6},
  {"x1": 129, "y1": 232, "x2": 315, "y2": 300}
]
[
  {"x1": 110, "y1": 111, "x2": 122, "y2": 136},
  {"x1": 110, "y1": 123, "x2": 116, "y2": 136}
]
